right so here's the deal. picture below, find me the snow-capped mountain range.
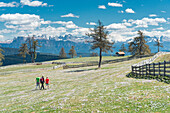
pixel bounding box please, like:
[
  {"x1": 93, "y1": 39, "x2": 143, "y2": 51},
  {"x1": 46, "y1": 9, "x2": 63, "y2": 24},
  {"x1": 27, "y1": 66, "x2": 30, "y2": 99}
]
[{"x1": 0, "y1": 35, "x2": 169, "y2": 55}]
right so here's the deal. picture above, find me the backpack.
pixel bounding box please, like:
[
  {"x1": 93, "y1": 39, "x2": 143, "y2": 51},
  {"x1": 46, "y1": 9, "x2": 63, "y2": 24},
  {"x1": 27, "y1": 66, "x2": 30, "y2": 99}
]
[{"x1": 40, "y1": 78, "x2": 43, "y2": 83}]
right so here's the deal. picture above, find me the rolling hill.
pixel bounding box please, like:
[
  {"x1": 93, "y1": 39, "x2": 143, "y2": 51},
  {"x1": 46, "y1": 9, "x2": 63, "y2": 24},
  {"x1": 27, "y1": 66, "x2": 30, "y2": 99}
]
[{"x1": 0, "y1": 55, "x2": 169, "y2": 112}]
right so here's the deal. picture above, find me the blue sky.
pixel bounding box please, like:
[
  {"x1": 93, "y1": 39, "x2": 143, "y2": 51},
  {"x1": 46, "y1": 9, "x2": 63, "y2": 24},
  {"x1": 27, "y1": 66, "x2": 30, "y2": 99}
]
[{"x1": 0, "y1": 0, "x2": 170, "y2": 42}]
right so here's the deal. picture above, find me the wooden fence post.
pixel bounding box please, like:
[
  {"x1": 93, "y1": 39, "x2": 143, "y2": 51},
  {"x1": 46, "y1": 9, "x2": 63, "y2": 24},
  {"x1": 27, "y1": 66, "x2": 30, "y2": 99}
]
[
  {"x1": 136, "y1": 66, "x2": 138, "y2": 77},
  {"x1": 146, "y1": 64, "x2": 148, "y2": 78},
  {"x1": 139, "y1": 66, "x2": 141, "y2": 77},
  {"x1": 153, "y1": 63, "x2": 155, "y2": 78},
  {"x1": 141, "y1": 65, "x2": 142, "y2": 77},
  {"x1": 159, "y1": 62, "x2": 161, "y2": 79},
  {"x1": 149, "y1": 64, "x2": 151, "y2": 79},
  {"x1": 164, "y1": 60, "x2": 166, "y2": 79},
  {"x1": 142, "y1": 65, "x2": 144, "y2": 78},
  {"x1": 135, "y1": 66, "x2": 137, "y2": 77},
  {"x1": 132, "y1": 66, "x2": 134, "y2": 73}
]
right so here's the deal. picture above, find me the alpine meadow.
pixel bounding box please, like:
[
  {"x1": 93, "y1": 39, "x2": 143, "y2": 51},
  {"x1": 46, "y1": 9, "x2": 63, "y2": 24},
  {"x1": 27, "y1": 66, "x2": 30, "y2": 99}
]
[{"x1": 0, "y1": 0, "x2": 170, "y2": 112}]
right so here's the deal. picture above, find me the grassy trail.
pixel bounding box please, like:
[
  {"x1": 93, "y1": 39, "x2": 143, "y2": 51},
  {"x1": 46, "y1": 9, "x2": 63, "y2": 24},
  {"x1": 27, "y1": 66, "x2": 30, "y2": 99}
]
[{"x1": 0, "y1": 56, "x2": 170, "y2": 112}]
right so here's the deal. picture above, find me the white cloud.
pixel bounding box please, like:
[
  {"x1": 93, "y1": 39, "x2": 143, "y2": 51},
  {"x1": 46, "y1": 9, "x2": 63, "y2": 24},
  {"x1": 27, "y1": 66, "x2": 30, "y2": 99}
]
[
  {"x1": 20, "y1": 0, "x2": 47, "y2": 7},
  {"x1": 40, "y1": 20, "x2": 52, "y2": 24},
  {"x1": 71, "y1": 28, "x2": 90, "y2": 36},
  {"x1": 129, "y1": 17, "x2": 166, "y2": 28},
  {"x1": 143, "y1": 30, "x2": 170, "y2": 39},
  {"x1": 4, "y1": 24, "x2": 18, "y2": 29},
  {"x1": 153, "y1": 27, "x2": 164, "y2": 30},
  {"x1": 108, "y1": 29, "x2": 137, "y2": 42},
  {"x1": 107, "y1": 27, "x2": 137, "y2": 42},
  {"x1": 125, "y1": 8, "x2": 135, "y2": 13},
  {"x1": 161, "y1": 11, "x2": 166, "y2": 13},
  {"x1": 0, "y1": 35, "x2": 4, "y2": 39},
  {"x1": 0, "y1": 13, "x2": 41, "y2": 30},
  {"x1": 122, "y1": 22, "x2": 132, "y2": 26},
  {"x1": 0, "y1": 2, "x2": 19, "y2": 7},
  {"x1": 0, "y1": 29, "x2": 16, "y2": 34},
  {"x1": 0, "y1": 13, "x2": 169, "y2": 43},
  {"x1": 66, "y1": 24, "x2": 78, "y2": 29},
  {"x1": 103, "y1": 18, "x2": 169, "y2": 41},
  {"x1": 107, "y1": 23, "x2": 127, "y2": 29},
  {"x1": 86, "y1": 22, "x2": 96, "y2": 25},
  {"x1": 61, "y1": 13, "x2": 79, "y2": 18},
  {"x1": 55, "y1": 21, "x2": 78, "y2": 28},
  {"x1": 122, "y1": 19, "x2": 127, "y2": 22},
  {"x1": 149, "y1": 14, "x2": 157, "y2": 17},
  {"x1": 33, "y1": 26, "x2": 67, "y2": 36},
  {"x1": 108, "y1": 2, "x2": 123, "y2": 7},
  {"x1": 118, "y1": 10, "x2": 124, "y2": 13},
  {"x1": 98, "y1": 5, "x2": 106, "y2": 9},
  {"x1": 0, "y1": 13, "x2": 40, "y2": 22}
]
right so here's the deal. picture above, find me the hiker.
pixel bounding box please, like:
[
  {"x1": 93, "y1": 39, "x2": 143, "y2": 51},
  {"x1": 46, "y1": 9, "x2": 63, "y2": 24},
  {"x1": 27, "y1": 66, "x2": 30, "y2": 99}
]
[
  {"x1": 45, "y1": 77, "x2": 49, "y2": 89},
  {"x1": 40, "y1": 76, "x2": 45, "y2": 90},
  {"x1": 36, "y1": 76, "x2": 40, "y2": 89}
]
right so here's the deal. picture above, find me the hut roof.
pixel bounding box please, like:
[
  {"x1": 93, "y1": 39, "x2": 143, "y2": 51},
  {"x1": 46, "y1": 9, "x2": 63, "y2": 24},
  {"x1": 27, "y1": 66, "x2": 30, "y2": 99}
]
[{"x1": 116, "y1": 52, "x2": 125, "y2": 54}]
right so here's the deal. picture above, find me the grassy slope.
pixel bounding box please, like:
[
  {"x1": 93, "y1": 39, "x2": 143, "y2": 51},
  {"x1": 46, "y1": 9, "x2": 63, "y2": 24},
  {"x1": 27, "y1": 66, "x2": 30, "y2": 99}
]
[
  {"x1": 48, "y1": 56, "x2": 129, "y2": 63},
  {"x1": 154, "y1": 54, "x2": 170, "y2": 63},
  {"x1": 0, "y1": 56, "x2": 170, "y2": 112}
]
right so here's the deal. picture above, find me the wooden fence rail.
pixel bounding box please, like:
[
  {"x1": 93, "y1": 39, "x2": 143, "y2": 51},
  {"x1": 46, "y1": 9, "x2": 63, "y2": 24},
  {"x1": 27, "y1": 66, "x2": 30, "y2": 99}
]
[
  {"x1": 63, "y1": 54, "x2": 155, "y2": 69},
  {"x1": 132, "y1": 61, "x2": 170, "y2": 78}
]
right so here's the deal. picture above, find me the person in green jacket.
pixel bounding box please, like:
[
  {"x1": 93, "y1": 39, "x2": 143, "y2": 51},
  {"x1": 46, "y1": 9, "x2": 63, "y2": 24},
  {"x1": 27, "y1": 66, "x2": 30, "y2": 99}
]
[{"x1": 36, "y1": 76, "x2": 40, "y2": 89}]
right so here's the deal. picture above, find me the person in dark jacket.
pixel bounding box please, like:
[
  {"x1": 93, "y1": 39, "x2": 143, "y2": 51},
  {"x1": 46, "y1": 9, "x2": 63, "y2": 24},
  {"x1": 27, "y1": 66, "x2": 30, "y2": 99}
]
[{"x1": 40, "y1": 76, "x2": 45, "y2": 90}]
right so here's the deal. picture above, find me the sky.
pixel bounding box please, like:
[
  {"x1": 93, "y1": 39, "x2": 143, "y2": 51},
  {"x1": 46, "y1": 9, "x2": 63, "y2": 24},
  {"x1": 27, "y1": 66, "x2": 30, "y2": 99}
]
[{"x1": 0, "y1": 0, "x2": 170, "y2": 42}]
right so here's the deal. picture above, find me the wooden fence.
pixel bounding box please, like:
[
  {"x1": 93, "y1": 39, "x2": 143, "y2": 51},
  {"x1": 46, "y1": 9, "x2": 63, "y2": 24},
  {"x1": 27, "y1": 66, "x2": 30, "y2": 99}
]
[
  {"x1": 63, "y1": 54, "x2": 155, "y2": 69},
  {"x1": 132, "y1": 61, "x2": 170, "y2": 78}
]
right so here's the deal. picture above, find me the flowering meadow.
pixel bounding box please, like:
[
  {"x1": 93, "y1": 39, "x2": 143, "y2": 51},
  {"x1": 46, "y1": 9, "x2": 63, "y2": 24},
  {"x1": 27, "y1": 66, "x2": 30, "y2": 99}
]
[{"x1": 0, "y1": 56, "x2": 169, "y2": 112}]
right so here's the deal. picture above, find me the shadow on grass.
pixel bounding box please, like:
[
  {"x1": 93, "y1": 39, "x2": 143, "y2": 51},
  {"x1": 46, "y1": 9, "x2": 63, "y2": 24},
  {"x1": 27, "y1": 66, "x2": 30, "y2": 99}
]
[
  {"x1": 65, "y1": 68, "x2": 98, "y2": 73},
  {"x1": 31, "y1": 89, "x2": 40, "y2": 91},
  {"x1": 126, "y1": 72, "x2": 170, "y2": 84},
  {"x1": 31, "y1": 89, "x2": 48, "y2": 91}
]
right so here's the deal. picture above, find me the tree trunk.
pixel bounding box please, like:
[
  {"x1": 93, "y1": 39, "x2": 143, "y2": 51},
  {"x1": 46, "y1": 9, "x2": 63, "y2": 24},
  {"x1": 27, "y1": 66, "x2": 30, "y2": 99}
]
[
  {"x1": 98, "y1": 48, "x2": 102, "y2": 68},
  {"x1": 33, "y1": 51, "x2": 36, "y2": 63},
  {"x1": 23, "y1": 57, "x2": 25, "y2": 64},
  {"x1": 140, "y1": 45, "x2": 142, "y2": 55},
  {"x1": 23, "y1": 55, "x2": 26, "y2": 64},
  {"x1": 31, "y1": 53, "x2": 34, "y2": 63}
]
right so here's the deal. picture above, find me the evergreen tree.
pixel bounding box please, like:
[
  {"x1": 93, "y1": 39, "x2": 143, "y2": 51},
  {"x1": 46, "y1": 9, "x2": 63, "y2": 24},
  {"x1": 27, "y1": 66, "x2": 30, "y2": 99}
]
[
  {"x1": 18, "y1": 43, "x2": 28, "y2": 63},
  {"x1": 26, "y1": 37, "x2": 34, "y2": 63},
  {"x1": 32, "y1": 39, "x2": 41, "y2": 62},
  {"x1": 0, "y1": 48, "x2": 4, "y2": 65},
  {"x1": 128, "y1": 30, "x2": 151, "y2": 56},
  {"x1": 59, "y1": 47, "x2": 67, "y2": 58},
  {"x1": 119, "y1": 43, "x2": 127, "y2": 52},
  {"x1": 86, "y1": 20, "x2": 114, "y2": 68},
  {"x1": 154, "y1": 39, "x2": 163, "y2": 52},
  {"x1": 68, "y1": 46, "x2": 77, "y2": 58},
  {"x1": 26, "y1": 36, "x2": 41, "y2": 63}
]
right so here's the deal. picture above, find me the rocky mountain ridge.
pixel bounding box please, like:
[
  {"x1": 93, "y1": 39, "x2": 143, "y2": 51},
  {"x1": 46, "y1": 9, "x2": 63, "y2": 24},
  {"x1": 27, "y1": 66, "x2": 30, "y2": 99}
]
[{"x1": 0, "y1": 35, "x2": 169, "y2": 55}]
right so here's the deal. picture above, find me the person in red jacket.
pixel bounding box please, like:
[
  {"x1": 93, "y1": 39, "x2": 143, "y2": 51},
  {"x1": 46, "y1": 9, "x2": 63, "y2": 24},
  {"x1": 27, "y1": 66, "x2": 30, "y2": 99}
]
[{"x1": 45, "y1": 77, "x2": 49, "y2": 89}]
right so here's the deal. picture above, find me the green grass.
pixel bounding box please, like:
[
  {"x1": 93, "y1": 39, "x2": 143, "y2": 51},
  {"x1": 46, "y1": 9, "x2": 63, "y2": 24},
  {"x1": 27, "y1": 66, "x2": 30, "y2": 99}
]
[
  {"x1": 49, "y1": 56, "x2": 130, "y2": 63},
  {"x1": 153, "y1": 54, "x2": 170, "y2": 72},
  {"x1": 154, "y1": 54, "x2": 170, "y2": 63},
  {"x1": 0, "y1": 56, "x2": 170, "y2": 112},
  {"x1": 0, "y1": 64, "x2": 57, "y2": 72}
]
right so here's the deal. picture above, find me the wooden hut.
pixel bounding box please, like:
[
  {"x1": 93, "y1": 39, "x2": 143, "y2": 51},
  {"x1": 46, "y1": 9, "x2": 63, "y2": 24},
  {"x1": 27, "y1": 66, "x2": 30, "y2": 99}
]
[{"x1": 116, "y1": 52, "x2": 125, "y2": 56}]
